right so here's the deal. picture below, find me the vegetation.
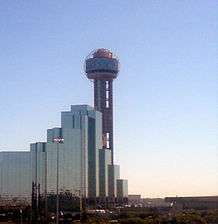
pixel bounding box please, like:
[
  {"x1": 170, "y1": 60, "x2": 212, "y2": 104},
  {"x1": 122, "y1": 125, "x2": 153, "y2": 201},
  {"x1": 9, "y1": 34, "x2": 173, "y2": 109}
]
[
  {"x1": 1, "y1": 208, "x2": 218, "y2": 223},
  {"x1": 79, "y1": 210, "x2": 218, "y2": 224}
]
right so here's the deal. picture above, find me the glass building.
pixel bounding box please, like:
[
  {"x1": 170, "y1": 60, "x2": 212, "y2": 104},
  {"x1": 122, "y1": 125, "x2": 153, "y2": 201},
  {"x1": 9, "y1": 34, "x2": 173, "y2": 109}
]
[
  {"x1": 0, "y1": 103, "x2": 127, "y2": 208},
  {"x1": 0, "y1": 151, "x2": 31, "y2": 204},
  {"x1": 108, "y1": 164, "x2": 120, "y2": 197},
  {"x1": 117, "y1": 179, "x2": 128, "y2": 198},
  {"x1": 99, "y1": 149, "x2": 111, "y2": 197},
  {"x1": 43, "y1": 105, "x2": 102, "y2": 198}
]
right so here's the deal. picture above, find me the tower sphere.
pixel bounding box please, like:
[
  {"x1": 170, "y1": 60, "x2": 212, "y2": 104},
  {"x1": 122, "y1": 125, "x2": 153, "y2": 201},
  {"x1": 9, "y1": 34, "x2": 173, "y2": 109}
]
[{"x1": 85, "y1": 48, "x2": 119, "y2": 80}]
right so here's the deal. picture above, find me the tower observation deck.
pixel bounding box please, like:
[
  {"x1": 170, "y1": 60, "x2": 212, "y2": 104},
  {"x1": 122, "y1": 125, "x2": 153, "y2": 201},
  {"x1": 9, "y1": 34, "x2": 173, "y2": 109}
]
[{"x1": 85, "y1": 49, "x2": 119, "y2": 164}]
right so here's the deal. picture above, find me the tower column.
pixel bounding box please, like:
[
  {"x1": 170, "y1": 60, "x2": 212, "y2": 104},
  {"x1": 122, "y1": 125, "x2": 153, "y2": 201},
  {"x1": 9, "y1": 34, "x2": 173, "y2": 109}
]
[{"x1": 94, "y1": 79, "x2": 114, "y2": 164}]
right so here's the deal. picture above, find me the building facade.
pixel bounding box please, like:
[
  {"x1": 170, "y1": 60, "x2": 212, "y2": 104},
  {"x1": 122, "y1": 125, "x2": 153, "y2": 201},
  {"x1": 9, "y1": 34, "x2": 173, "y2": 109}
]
[
  {"x1": 60, "y1": 105, "x2": 102, "y2": 198},
  {"x1": 117, "y1": 179, "x2": 128, "y2": 199},
  {"x1": 0, "y1": 151, "x2": 31, "y2": 205},
  {"x1": 99, "y1": 149, "x2": 112, "y2": 197},
  {"x1": 108, "y1": 164, "x2": 120, "y2": 198},
  {"x1": 30, "y1": 142, "x2": 47, "y2": 210},
  {"x1": 31, "y1": 105, "x2": 102, "y2": 199},
  {"x1": 165, "y1": 196, "x2": 218, "y2": 210}
]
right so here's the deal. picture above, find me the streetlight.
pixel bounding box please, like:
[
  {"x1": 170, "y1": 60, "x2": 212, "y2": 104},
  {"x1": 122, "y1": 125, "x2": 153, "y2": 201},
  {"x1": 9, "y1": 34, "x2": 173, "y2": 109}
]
[
  {"x1": 53, "y1": 137, "x2": 64, "y2": 224},
  {"x1": 75, "y1": 190, "x2": 82, "y2": 215},
  {"x1": 19, "y1": 209, "x2": 22, "y2": 224}
]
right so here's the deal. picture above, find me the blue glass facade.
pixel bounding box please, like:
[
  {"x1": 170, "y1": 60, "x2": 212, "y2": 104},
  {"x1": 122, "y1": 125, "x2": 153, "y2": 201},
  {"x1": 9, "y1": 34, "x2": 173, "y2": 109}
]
[
  {"x1": 0, "y1": 151, "x2": 31, "y2": 204},
  {"x1": 117, "y1": 179, "x2": 128, "y2": 198},
  {"x1": 31, "y1": 105, "x2": 102, "y2": 199},
  {"x1": 99, "y1": 149, "x2": 112, "y2": 197},
  {"x1": 108, "y1": 164, "x2": 120, "y2": 197}
]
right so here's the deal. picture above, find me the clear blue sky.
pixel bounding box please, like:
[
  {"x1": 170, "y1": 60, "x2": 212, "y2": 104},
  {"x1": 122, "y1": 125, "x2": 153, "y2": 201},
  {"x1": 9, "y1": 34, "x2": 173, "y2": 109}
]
[{"x1": 0, "y1": 1, "x2": 217, "y2": 197}]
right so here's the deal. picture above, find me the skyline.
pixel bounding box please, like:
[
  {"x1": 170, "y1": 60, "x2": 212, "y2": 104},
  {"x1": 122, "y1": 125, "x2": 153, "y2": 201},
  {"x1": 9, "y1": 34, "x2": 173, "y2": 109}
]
[{"x1": 0, "y1": 1, "x2": 217, "y2": 197}]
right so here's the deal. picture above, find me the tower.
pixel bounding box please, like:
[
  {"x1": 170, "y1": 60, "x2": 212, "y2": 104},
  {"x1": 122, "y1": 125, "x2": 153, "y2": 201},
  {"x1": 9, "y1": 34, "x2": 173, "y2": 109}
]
[{"x1": 85, "y1": 49, "x2": 119, "y2": 164}]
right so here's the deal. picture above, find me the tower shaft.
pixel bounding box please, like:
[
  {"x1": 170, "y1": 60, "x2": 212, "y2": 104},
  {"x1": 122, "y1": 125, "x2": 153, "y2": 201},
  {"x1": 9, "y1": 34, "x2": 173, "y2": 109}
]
[{"x1": 94, "y1": 79, "x2": 114, "y2": 164}]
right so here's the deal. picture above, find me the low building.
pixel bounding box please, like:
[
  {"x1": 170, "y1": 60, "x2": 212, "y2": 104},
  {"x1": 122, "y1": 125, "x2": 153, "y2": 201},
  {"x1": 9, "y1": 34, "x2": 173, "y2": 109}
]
[
  {"x1": 142, "y1": 198, "x2": 169, "y2": 207},
  {"x1": 165, "y1": 196, "x2": 218, "y2": 210},
  {"x1": 128, "y1": 194, "x2": 142, "y2": 206}
]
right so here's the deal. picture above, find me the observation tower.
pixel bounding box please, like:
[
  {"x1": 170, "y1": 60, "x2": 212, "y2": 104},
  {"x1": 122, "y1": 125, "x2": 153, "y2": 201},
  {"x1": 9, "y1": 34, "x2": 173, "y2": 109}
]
[{"x1": 85, "y1": 49, "x2": 119, "y2": 164}]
